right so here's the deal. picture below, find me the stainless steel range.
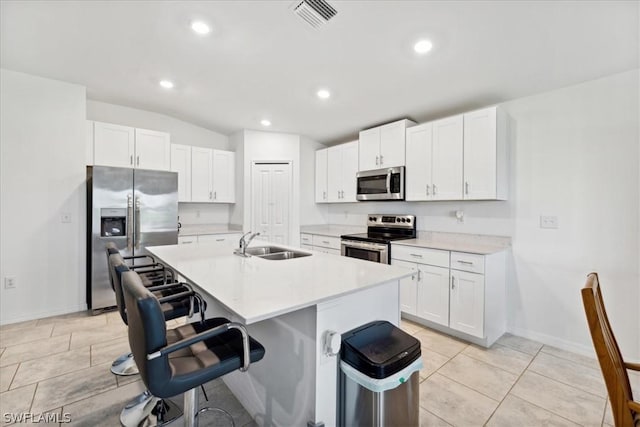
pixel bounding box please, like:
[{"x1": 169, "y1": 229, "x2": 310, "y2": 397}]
[{"x1": 341, "y1": 214, "x2": 416, "y2": 264}]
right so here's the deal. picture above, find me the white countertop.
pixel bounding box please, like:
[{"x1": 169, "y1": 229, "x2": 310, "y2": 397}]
[
  {"x1": 300, "y1": 224, "x2": 366, "y2": 238},
  {"x1": 393, "y1": 232, "x2": 511, "y2": 255},
  {"x1": 178, "y1": 223, "x2": 242, "y2": 236},
  {"x1": 147, "y1": 243, "x2": 413, "y2": 324}
]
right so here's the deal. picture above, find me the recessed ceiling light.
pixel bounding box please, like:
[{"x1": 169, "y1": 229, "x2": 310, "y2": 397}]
[
  {"x1": 260, "y1": 119, "x2": 271, "y2": 127},
  {"x1": 159, "y1": 80, "x2": 174, "y2": 89},
  {"x1": 317, "y1": 89, "x2": 331, "y2": 99},
  {"x1": 413, "y1": 39, "x2": 433, "y2": 54},
  {"x1": 191, "y1": 21, "x2": 211, "y2": 35}
]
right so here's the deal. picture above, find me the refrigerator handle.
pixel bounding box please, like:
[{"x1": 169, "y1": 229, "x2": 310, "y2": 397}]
[
  {"x1": 126, "y1": 194, "x2": 133, "y2": 252},
  {"x1": 135, "y1": 197, "x2": 141, "y2": 250}
]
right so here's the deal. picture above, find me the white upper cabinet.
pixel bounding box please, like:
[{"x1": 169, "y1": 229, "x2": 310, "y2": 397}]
[
  {"x1": 170, "y1": 144, "x2": 191, "y2": 202},
  {"x1": 358, "y1": 119, "x2": 415, "y2": 171},
  {"x1": 93, "y1": 121, "x2": 170, "y2": 171},
  {"x1": 191, "y1": 146, "x2": 214, "y2": 202},
  {"x1": 86, "y1": 120, "x2": 94, "y2": 165},
  {"x1": 315, "y1": 148, "x2": 328, "y2": 203},
  {"x1": 134, "y1": 128, "x2": 171, "y2": 171},
  {"x1": 405, "y1": 116, "x2": 463, "y2": 201},
  {"x1": 463, "y1": 106, "x2": 508, "y2": 200},
  {"x1": 328, "y1": 141, "x2": 359, "y2": 203},
  {"x1": 432, "y1": 115, "x2": 464, "y2": 200},
  {"x1": 212, "y1": 149, "x2": 235, "y2": 203},
  {"x1": 405, "y1": 123, "x2": 432, "y2": 201},
  {"x1": 93, "y1": 122, "x2": 135, "y2": 168}
]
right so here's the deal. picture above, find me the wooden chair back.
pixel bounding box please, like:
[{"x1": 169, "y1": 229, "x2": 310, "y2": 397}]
[{"x1": 581, "y1": 272, "x2": 636, "y2": 427}]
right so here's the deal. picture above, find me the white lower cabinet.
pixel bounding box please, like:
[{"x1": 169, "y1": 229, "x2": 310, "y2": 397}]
[
  {"x1": 392, "y1": 244, "x2": 506, "y2": 347},
  {"x1": 300, "y1": 233, "x2": 342, "y2": 256},
  {"x1": 178, "y1": 233, "x2": 241, "y2": 248},
  {"x1": 178, "y1": 235, "x2": 196, "y2": 245}
]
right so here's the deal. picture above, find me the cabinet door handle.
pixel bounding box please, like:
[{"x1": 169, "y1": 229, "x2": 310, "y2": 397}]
[
  {"x1": 451, "y1": 276, "x2": 455, "y2": 290},
  {"x1": 323, "y1": 191, "x2": 326, "y2": 200},
  {"x1": 130, "y1": 155, "x2": 133, "y2": 165},
  {"x1": 426, "y1": 184, "x2": 430, "y2": 196},
  {"x1": 214, "y1": 191, "x2": 217, "y2": 200},
  {"x1": 380, "y1": 155, "x2": 384, "y2": 165},
  {"x1": 136, "y1": 155, "x2": 140, "y2": 166},
  {"x1": 375, "y1": 156, "x2": 379, "y2": 166},
  {"x1": 465, "y1": 181, "x2": 469, "y2": 195},
  {"x1": 433, "y1": 184, "x2": 437, "y2": 195},
  {"x1": 209, "y1": 191, "x2": 212, "y2": 200}
]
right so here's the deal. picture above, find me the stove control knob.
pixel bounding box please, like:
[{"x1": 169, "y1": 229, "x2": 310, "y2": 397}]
[{"x1": 396, "y1": 218, "x2": 400, "y2": 223}]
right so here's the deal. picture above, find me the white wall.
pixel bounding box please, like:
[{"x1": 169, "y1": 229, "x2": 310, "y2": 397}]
[
  {"x1": 87, "y1": 100, "x2": 232, "y2": 225},
  {"x1": 1, "y1": 69, "x2": 87, "y2": 324},
  {"x1": 232, "y1": 130, "x2": 302, "y2": 246},
  {"x1": 300, "y1": 136, "x2": 329, "y2": 225},
  {"x1": 327, "y1": 70, "x2": 640, "y2": 358}
]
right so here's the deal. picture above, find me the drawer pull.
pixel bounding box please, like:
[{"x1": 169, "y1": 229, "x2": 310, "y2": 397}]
[
  {"x1": 410, "y1": 253, "x2": 423, "y2": 258},
  {"x1": 457, "y1": 260, "x2": 474, "y2": 265},
  {"x1": 216, "y1": 238, "x2": 224, "y2": 242},
  {"x1": 322, "y1": 240, "x2": 330, "y2": 245},
  {"x1": 183, "y1": 241, "x2": 193, "y2": 244}
]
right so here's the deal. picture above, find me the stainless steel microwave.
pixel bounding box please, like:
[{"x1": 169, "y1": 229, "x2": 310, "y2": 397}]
[{"x1": 356, "y1": 166, "x2": 405, "y2": 201}]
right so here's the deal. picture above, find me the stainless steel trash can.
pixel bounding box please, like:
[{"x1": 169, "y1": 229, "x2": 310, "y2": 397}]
[{"x1": 339, "y1": 320, "x2": 423, "y2": 427}]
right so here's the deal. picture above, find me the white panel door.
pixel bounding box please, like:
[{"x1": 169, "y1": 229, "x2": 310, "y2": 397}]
[
  {"x1": 449, "y1": 270, "x2": 485, "y2": 338},
  {"x1": 340, "y1": 141, "x2": 359, "y2": 202},
  {"x1": 379, "y1": 121, "x2": 405, "y2": 168},
  {"x1": 93, "y1": 121, "x2": 135, "y2": 168},
  {"x1": 251, "y1": 163, "x2": 291, "y2": 245},
  {"x1": 463, "y1": 107, "x2": 497, "y2": 200},
  {"x1": 358, "y1": 128, "x2": 380, "y2": 171},
  {"x1": 134, "y1": 128, "x2": 171, "y2": 171},
  {"x1": 315, "y1": 148, "x2": 328, "y2": 203},
  {"x1": 327, "y1": 145, "x2": 342, "y2": 203},
  {"x1": 212, "y1": 149, "x2": 235, "y2": 203},
  {"x1": 170, "y1": 144, "x2": 191, "y2": 202},
  {"x1": 191, "y1": 147, "x2": 213, "y2": 202},
  {"x1": 417, "y1": 264, "x2": 450, "y2": 327},
  {"x1": 392, "y1": 259, "x2": 418, "y2": 315},
  {"x1": 431, "y1": 115, "x2": 463, "y2": 200},
  {"x1": 405, "y1": 123, "x2": 432, "y2": 201}
]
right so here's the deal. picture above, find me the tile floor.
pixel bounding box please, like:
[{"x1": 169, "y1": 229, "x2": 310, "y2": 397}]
[{"x1": 0, "y1": 312, "x2": 637, "y2": 426}]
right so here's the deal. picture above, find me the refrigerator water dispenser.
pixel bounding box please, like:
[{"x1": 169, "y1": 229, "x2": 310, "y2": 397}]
[{"x1": 100, "y1": 208, "x2": 126, "y2": 237}]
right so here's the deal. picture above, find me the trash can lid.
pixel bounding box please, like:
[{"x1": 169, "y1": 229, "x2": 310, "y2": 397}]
[{"x1": 341, "y1": 320, "x2": 421, "y2": 379}]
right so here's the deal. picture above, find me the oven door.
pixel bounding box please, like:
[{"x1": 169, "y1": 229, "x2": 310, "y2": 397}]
[
  {"x1": 356, "y1": 167, "x2": 404, "y2": 201},
  {"x1": 341, "y1": 239, "x2": 389, "y2": 264}
]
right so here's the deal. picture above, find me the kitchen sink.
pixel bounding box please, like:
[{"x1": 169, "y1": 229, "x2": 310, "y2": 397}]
[
  {"x1": 257, "y1": 251, "x2": 312, "y2": 261},
  {"x1": 243, "y1": 246, "x2": 288, "y2": 256}
]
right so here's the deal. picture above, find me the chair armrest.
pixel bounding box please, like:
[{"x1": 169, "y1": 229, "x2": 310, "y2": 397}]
[
  {"x1": 157, "y1": 290, "x2": 196, "y2": 304},
  {"x1": 629, "y1": 400, "x2": 640, "y2": 413},
  {"x1": 147, "y1": 282, "x2": 191, "y2": 293},
  {"x1": 147, "y1": 322, "x2": 251, "y2": 371},
  {"x1": 124, "y1": 254, "x2": 156, "y2": 264},
  {"x1": 128, "y1": 263, "x2": 162, "y2": 271},
  {"x1": 625, "y1": 361, "x2": 640, "y2": 371}
]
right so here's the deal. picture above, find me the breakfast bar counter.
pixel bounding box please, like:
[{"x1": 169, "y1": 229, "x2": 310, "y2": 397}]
[{"x1": 147, "y1": 242, "x2": 413, "y2": 426}]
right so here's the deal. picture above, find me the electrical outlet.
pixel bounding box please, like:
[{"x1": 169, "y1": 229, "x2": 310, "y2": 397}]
[
  {"x1": 61, "y1": 212, "x2": 72, "y2": 223},
  {"x1": 4, "y1": 277, "x2": 16, "y2": 289},
  {"x1": 540, "y1": 215, "x2": 559, "y2": 229}
]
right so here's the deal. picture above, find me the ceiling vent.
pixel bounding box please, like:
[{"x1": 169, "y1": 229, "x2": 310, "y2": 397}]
[{"x1": 292, "y1": 0, "x2": 337, "y2": 29}]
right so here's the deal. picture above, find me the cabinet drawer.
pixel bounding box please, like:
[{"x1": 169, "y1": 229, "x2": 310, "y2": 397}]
[
  {"x1": 300, "y1": 233, "x2": 313, "y2": 245},
  {"x1": 312, "y1": 235, "x2": 341, "y2": 250},
  {"x1": 392, "y1": 245, "x2": 449, "y2": 268},
  {"x1": 301, "y1": 243, "x2": 313, "y2": 251},
  {"x1": 198, "y1": 233, "x2": 241, "y2": 245},
  {"x1": 451, "y1": 252, "x2": 485, "y2": 274},
  {"x1": 178, "y1": 236, "x2": 196, "y2": 245}
]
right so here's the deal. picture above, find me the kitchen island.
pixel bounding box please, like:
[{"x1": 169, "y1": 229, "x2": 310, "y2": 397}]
[{"x1": 147, "y1": 242, "x2": 413, "y2": 426}]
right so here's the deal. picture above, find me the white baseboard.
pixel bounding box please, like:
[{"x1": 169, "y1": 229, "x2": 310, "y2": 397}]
[
  {"x1": 0, "y1": 304, "x2": 88, "y2": 326},
  {"x1": 507, "y1": 325, "x2": 596, "y2": 358}
]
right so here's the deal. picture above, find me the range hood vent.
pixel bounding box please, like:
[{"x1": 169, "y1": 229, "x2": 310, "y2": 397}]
[{"x1": 292, "y1": 0, "x2": 337, "y2": 29}]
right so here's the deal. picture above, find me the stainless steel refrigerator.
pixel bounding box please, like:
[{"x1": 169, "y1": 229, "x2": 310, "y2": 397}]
[{"x1": 86, "y1": 166, "x2": 178, "y2": 312}]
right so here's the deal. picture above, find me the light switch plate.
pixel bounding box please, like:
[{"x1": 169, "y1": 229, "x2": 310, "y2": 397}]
[{"x1": 540, "y1": 215, "x2": 559, "y2": 229}]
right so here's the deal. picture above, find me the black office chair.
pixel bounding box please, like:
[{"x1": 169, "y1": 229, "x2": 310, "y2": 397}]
[
  {"x1": 122, "y1": 270, "x2": 266, "y2": 427},
  {"x1": 109, "y1": 253, "x2": 207, "y2": 427},
  {"x1": 107, "y1": 250, "x2": 203, "y2": 377},
  {"x1": 105, "y1": 242, "x2": 174, "y2": 287}
]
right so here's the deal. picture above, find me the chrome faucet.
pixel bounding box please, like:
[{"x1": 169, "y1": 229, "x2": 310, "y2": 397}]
[{"x1": 236, "y1": 231, "x2": 260, "y2": 257}]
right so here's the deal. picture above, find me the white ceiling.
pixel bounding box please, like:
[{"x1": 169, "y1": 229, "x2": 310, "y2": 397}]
[{"x1": 1, "y1": 1, "x2": 637, "y2": 144}]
